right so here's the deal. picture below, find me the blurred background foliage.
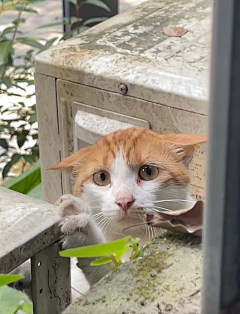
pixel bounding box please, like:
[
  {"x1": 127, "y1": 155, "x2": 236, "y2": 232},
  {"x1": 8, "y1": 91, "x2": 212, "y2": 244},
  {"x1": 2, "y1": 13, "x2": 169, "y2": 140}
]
[{"x1": 0, "y1": 0, "x2": 110, "y2": 199}]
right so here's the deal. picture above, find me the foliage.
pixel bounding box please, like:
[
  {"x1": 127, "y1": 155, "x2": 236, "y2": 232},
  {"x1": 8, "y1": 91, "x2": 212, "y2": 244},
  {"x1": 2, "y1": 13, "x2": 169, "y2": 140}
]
[
  {"x1": 2, "y1": 162, "x2": 42, "y2": 199},
  {"x1": 0, "y1": 274, "x2": 22, "y2": 287},
  {"x1": 60, "y1": 236, "x2": 142, "y2": 267},
  {"x1": 0, "y1": 0, "x2": 110, "y2": 179},
  {"x1": 0, "y1": 274, "x2": 33, "y2": 314}
]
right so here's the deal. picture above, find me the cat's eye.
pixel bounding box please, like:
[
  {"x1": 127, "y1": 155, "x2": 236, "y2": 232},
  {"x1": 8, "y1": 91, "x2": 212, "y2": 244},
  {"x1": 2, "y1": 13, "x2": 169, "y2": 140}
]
[
  {"x1": 93, "y1": 171, "x2": 111, "y2": 186},
  {"x1": 139, "y1": 165, "x2": 159, "y2": 181}
]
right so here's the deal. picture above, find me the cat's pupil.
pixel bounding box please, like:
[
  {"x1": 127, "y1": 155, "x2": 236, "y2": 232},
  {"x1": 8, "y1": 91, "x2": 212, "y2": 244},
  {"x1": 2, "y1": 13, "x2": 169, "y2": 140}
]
[
  {"x1": 100, "y1": 173, "x2": 106, "y2": 181},
  {"x1": 145, "y1": 166, "x2": 152, "y2": 176}
]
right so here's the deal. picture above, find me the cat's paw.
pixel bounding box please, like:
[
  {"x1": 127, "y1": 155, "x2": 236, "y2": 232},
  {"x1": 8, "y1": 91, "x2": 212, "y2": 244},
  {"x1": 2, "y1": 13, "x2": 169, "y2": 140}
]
[
  {"x1": 55, "y1": 194, "x2": 89, "y2": 217},
  {"x1": 59, "y1": 213, "x2": 90, "y2": 250}
]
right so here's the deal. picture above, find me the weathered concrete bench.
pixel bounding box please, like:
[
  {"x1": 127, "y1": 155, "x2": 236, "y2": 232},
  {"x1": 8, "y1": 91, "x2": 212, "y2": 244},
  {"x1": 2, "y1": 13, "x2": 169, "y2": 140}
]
[
  {"x1": 0, "y1": 187, "x2": 202, "y2": 314},
  {"x1": 62, "y1": 234, "x2": 202, "y2": 314},
  {"x1": 0, "y1": 187, "x2": 70, "y2": 314}
]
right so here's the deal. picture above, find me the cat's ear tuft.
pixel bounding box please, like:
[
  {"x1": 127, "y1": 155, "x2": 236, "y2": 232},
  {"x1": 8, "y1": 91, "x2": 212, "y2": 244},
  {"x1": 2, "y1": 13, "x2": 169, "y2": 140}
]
[
  {"x1": 162, "y1": 134, "x2": 207, "y2": 166},
  {"x1": 50, "y1": 147, "x2": 89, "y2": 174}
]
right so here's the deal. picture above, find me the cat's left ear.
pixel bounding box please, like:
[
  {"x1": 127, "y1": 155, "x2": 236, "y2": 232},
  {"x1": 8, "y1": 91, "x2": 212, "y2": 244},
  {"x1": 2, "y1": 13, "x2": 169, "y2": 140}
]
[
  {"x1": 162, "y1": 134, "x2": 207, "y2": 166},
  {"x1": 50, "y1": 147, "x2": 89, "y2": 174}
]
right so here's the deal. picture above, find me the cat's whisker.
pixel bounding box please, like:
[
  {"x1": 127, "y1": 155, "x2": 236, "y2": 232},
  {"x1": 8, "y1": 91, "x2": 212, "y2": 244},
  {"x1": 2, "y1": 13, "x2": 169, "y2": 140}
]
[
  {"x1": 152, "y1": 205, "x2": 172, "y2": 211},
  {"x1": 122, "y1": 221, "x2": 149, "y2": 231},
  {"x1": 149, "y1": 225, "x2": 154, "y2": 240},
  {"x1": 153, "y1": 199, "x2": 195, "y2": 204},
  {"x1": 103, "y1": 221, "x2": 110, "y2": 235},
  {"x1": 100, "y1": 219, "x2": 108, "y2": 231},
  {"x1": 97, "y1": 217, "x2": 108, "y2": 228},
  {"x1": 93, "y1": 212, "x2": 103, "y2": 219}
]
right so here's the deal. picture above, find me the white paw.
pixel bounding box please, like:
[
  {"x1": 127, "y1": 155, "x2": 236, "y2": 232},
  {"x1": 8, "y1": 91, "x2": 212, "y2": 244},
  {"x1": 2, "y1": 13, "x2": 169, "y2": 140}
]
[
  {"x1": 55, "y1": 194, "x2": 89, "y2": 217},
  {"x1": 59, "y1": 213, "x2": 90, "y2": 250}
]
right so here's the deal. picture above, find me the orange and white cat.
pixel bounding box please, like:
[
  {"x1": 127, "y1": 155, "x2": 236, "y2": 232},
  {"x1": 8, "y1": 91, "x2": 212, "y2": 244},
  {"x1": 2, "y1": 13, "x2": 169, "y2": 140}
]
[
  {"x1": 51, "y1": 127, "x2": 206, "y2": 285},
  {"x1": 10, "y1": 127, "x2": 206, "y2": 296}
]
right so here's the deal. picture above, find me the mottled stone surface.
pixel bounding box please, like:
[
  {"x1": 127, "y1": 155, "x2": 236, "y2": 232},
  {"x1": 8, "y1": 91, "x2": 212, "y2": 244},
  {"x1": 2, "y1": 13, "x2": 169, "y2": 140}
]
[
  {"x1": 63, "y1": 233, "x2": 202, "y2": 314},
  {"x1": 35, "y1": 0, "x2": 210, "y2": 114},
  {"x1": 0, "y1": 187, "x2": 61, "y2": 273}
]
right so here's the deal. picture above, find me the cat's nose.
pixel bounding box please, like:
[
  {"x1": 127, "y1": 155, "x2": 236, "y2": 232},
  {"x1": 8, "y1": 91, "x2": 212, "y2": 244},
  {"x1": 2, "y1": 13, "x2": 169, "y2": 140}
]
[{"x1": 115, "y1": 196, "x2": 135, "y2": 212}]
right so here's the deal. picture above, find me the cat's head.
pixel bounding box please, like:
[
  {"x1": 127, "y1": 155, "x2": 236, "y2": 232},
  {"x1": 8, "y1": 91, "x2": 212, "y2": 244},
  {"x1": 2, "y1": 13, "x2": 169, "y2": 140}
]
[{"x1": 51, "y1": 127, "x2": 206, "y2": 222}]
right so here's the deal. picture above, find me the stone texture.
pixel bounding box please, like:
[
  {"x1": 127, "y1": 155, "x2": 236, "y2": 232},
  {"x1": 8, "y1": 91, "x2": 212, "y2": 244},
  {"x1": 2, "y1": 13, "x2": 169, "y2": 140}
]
[
  {"x1": 0, "y1": 187, "x2": 61, "y2": 273},
  {"x1": 35, "y1": 0, "x2": 210, "y2": 114},
  {"x1": 63, "y1": 233, "x2": 202, "y2": 314}
]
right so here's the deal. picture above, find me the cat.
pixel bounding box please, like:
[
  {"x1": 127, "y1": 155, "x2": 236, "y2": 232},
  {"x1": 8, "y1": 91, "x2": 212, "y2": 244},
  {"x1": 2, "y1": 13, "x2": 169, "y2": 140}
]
[{"x1": 9, "y1": 127, "x2": 206, "y2": 299}]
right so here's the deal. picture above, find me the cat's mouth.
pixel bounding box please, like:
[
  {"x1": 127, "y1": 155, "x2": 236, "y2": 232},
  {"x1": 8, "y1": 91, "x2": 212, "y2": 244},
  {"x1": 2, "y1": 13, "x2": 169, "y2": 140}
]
[{"x1": 122, "y1": 206, "x2": 146, "y2": 219}]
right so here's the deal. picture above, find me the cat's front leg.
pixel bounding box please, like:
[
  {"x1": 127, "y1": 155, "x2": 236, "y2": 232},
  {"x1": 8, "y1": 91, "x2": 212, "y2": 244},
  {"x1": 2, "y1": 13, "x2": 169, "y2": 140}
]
[{"x1": 57, "y1": 194, "x2": 112, "y2": 286}]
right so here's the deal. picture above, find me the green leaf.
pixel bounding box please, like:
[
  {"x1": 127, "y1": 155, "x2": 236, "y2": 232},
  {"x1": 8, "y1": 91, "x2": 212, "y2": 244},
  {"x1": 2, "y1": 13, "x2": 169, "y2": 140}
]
[
  {"x1": 13, "y1": 18, "x2": 26, "y2": 26},
  {"x1": 19, "y1": 302, "x2": 33, "y2": 314},
  {"x1": 1, "y1": 77, "x2": 12, "y2": 89},
  {"x1": 0, "y1": 138, "x2": 8, "y2": 150},
  {"x1": 16, "y1": 38, "x2": 44, "y2": 50},
  {"x1": 60, "y1": 236, "x2": 131, "y2": 258},
  {"x1": 27, "y1": 183, "x2": 42, "y2": 200},
  {"x1": 38, "y1": 37, "x2": 58, "y2": 52},
  {"x1": 83, "y1": 17, "x2": 107, "y2": 26},
  {"x1": 115, "y1": 244, "x2": 131, "y2": 260},
  {"x1": 0, "y1": 286, "x2": 23, "y2": 314},
  {"x1": 0, "y1": 274, "x2": 23, "y2": 287},
  {"x1": 2, "y1": 153, "x2": 21, "y2": 177},
  {"x1": 10, "y1": 6, "x2": 38, "y2": 13},
  {"x1": 0, "y1": 40, "x2": 12, "y2": 65},
  {"x1": 28, "y1": 113, "x2": 37, "y2": 124},
  {"x1": 90, "y1": 256, "x2": 112, "y2": 266},
  {"x1": 1, "y1": 26, "x2": 22, "y2": 37},
  {"x1": 17, "y1": 130, "x2": 29, "y2": 148},
  {"x1": 2, "y1": 162, "x2": 41, "y2": 194},
  {"x1": 82, "y1": 0, "x2": 110, "y2": 12},
  {"x1": 37, "y1": 19, "x2": 70, "y2": 29},
  {"x1": 22, "y1": 154, "x2": 35, "y2": 164}
]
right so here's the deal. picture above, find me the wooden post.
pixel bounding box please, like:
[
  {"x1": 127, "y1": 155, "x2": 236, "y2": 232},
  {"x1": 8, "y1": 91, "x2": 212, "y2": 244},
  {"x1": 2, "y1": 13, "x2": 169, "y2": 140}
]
[{"x1": 31, "y1": 243, "x2": 71, "y2": 314}]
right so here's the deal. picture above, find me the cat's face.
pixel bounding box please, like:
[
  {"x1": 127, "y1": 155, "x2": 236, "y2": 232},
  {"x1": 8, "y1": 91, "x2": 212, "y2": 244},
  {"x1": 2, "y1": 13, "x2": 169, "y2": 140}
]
[{"x1": 52, "y1": 127, "x2": 206, "y2": 223}]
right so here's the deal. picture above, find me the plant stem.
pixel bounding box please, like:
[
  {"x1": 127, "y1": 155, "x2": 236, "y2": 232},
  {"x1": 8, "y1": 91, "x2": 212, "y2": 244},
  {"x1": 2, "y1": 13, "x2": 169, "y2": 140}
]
[{"x1": 109, "y1": 254, "x2": 122, "y2": 267}]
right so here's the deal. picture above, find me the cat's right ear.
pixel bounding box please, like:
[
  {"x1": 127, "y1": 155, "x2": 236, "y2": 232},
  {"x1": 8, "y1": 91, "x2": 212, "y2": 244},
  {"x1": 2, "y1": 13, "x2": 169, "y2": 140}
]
[{"x1": 49, "y1": 147, "x2": 89, "y2": 174}]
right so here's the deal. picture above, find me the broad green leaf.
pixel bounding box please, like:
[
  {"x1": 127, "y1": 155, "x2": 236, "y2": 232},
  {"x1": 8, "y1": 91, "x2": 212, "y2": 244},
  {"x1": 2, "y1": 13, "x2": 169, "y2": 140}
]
[
  {"x1": 0, "y1": 40, "x2": 12, "y2": 65},
  {"x1": 2, "y1": 153, "x2": 21, "y2": 178},
  {"x1": 16, "y1": 38, "x2": 44, "y2": 50},
  {"x1": 17, "y1": 130, "x2": 29, "y2": 148},
  {"x1": 0, "y1": 138, "x2": 8, "y2": 150},
  {"x1": 1, "y1": 77, "x2": 12, "y2": 89},
  {"x1": 83, "y1": 17, "x2": 107, "y2": 26},
  {"x1": 0, "y1": 274, "x2": 22, "y2": 287},
  {"x1": 19, "y1": 302, "x2": 33, "y2": 314},
  {"x1": 0, "y1": 286, "x2": 21, "y2": 314},
  {"x1": 27, "y1": 183, "x2": 42, "y2": 200},
  {"x1": 2, "y1": 162, "x2": 41, "y2": 194},
  {"x1": 82, "y1": 0, "x2": 110, "y2": 12},
  {"x1": 90, "y1": 256, "x2": 112, "y2": 266},
  {"x1": 115, "y1": 244, "x2": 131, "y2": 260},
  {"x1": 22, "y1": 154, "x2": 35, "y2": 164},
  {"x1": 60, "y1": 236, "x2": 131, "y2": 258},
  {"x1": 28, "y1": 113, "x2": 37, "y2": 124},
  {"x1": 44, "y1": 37, "x2": 58, "y2": 50}
]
